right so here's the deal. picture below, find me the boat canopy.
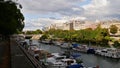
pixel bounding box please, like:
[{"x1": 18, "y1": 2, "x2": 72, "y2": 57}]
[
  {"x1": 71, "y1": 53, "x2": 81, "y2": 59},
  {"x1": 67, "y1": 64, "x2": 83, "y2": 68},
  {"x1": 87, "y1": 48, "x2": 95, "y2": 54},
  {"x1": 72, "y1": 44, "x2": 79, "y2": 48}
]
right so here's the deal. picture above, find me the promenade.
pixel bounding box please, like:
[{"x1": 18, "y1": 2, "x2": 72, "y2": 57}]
[
  {"x1": 0, "y1": 39, "x2": 34, "y2": 68},
  {"x1": 0, "y1": 41, "x2": 10, "y2": 68}
]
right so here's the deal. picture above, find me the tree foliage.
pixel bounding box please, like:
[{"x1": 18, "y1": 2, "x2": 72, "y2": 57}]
[
  {"x1": 40, "y1": 34, "x2": 49, "y2": 40},
  {"x1": 109, "y1": 25, "x2": 118, "y2": 34},
  {"x1": 25, "y1": 29, "x2": 42, "y2": 34},
  {"x1": 45, "y1": 26, "x2": 110, "y2": 46},
  {"x1": 113, "y1": 41, "x2": 120, "y2": 48},
  {"x1": 0, "y1": 0, "x2": 24, "y2": 35}
]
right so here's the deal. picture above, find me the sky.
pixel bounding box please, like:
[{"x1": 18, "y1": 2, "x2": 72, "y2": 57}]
[{"x1": 18, "y1": 0, "x2": 120, "y2": 31}]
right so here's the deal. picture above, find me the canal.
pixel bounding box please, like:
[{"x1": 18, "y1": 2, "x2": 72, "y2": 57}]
[{"x1": 30, "y1": 40, "x2": 120, "y2": 68}]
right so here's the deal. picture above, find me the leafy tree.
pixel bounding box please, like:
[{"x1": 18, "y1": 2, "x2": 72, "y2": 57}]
[
  {"x1": 35, "y1": 29, "x2": 42, "y2": 34},
  {"x1": 113, "y1": 41, "x2": 120, "y2": 48},
  {"x1": 26, "y1": 31, "x2": 33, "y2": 34},
  {"x1": 25, "y1": 29, "x2": 42, "y2": 34},
  {"x1": 0, "y1": 0, "x2": 24, "y2": 36},
  {"x1": 40, "y1": 34, "x2": 49, "y2": 40},
  {"x1": 0, "y1": 0, "x2": 24, "y2": 65},
  {"x1": 46, "y1": 25, "x2": 111, "y2": 47},
  {"x1": 109, "y1": 25, "x2": 118, "y2": 34},
  {"x1": 101, "y1": 28, "x2": 109, "y2": 37}
]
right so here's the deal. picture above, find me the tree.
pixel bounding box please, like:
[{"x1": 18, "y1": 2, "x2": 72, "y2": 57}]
[
  {"x1": 0, "y1": 0, "x2": 24, "y2": 36},
  {"x1": 109, "y1": 25, "x2": 118, "y2": 34},
  {"x1": 40, "y1": 34, "x2": 49, "y2": 40},
  {"x1": 26, "y1": 31, "x2": 33, "y2": 34},
  {"x1": 0, "y1": 0, "x2": 24, "y2": 66},
  {"x1": 113, "y1": 41, "x2": 120, "y2": 48},
  {"x1": 35, "y1": 29, "x2": 42, "y2": 34}
]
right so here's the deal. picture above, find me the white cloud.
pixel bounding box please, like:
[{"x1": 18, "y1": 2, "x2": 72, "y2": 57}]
[
  {"x1": 18, "y1": 0, "x2": 120, "y2": 30},
  {"x1": 23, "y1": 18, "x2": 68, "y2": 30},
  {"x1": 19, "y1": 0, "x2": 84, "y2": 16},
  {"x1": 82, "y1": 0, "x2": 120, "y2": 19},
  {"x1": 72, "y1": 17, "x2": 86, "y2": 20},
  {"x1": 83, "y1": 0, "x2": 109, "y2": 16},
  {"x1": 19, "y1": 0, "x2": 120, "y2": 18},
  {"x1": 72, "y1": 7, "x2": 82, "y2": 11},
  {"x1": 23, "y1": 16, "x2": 86, "y2": 30}
]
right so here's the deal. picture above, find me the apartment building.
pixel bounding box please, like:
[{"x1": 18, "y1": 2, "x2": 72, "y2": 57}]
[{"x1": 44, "y1": 19, "x2": 120, "y2": 33}]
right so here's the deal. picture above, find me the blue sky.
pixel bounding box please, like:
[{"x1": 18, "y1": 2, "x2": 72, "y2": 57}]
[
  {"x1": 18, "y1": 0, "x2": 120, "y2": 30},
  {"x1": 77, "y1": 0, "x2": 91, "y2": 6}
]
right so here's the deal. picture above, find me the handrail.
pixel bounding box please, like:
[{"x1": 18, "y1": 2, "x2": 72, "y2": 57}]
[
  {"x1": 19, "y1": 45, "x2": 43, "y2": 68},
  {"x1": 15, "y1": 40, "x2": 46, "y2": 68}
]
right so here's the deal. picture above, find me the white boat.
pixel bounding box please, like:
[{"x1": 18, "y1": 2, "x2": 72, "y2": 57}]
[
  {"x1": 46, "y1": 57, "x2": 65, "y2": 66},
  {"x1": 52, "y1": 53, "x2": 66, "y2": 59},
  {"x1": 53, "y1": 41, "x2": 62, "y2": 46},
  {"x1": 61, "y1": 58, "x2": 77, "y2": 65},
  {"x1": 72, "y1": 45, "x2": 88, "y2": 53},
  {"x1": 46, "y1": 53, "x2": 77, "y2": 67},
  {"x1": 95, "y1": 48, "x2": 120, "y2": 58},
  {"x1": 60, "y1": 43, "x2": 72, "y2": 48}
]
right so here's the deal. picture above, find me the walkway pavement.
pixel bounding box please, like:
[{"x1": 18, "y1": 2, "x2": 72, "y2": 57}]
[
  {"x1": 11, "y1": 40, "x2": 34, "y2": 68},
  {"x1": 0, "y1": 41, "x2": 10, "y2": 68},
  {"x1": 0, "y1": 39, "x2": 35, "y2": 68}
]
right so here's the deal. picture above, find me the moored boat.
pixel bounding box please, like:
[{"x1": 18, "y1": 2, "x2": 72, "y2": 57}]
[{"x1": 95, "y1": 48, "x2": 120, "y2": 58}]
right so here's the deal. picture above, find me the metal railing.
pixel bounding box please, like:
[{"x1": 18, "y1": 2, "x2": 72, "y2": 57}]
[{"x1": 16, "y1": 41, "x2": 47, "y2": 68}]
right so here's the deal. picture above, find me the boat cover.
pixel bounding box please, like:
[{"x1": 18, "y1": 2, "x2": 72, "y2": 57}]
[
  {"x1": 71, "y1": 53, "x2": 81, "y2": 58},
  {"x1": 68, "y1": 64, "x2": 83, "y2": 68},
  {"x1": 72, "y1": 44, "x2": 79, "y2": 48}
]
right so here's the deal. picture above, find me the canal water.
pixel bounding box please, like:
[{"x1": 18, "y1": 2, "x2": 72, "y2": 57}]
[{"x1": 30, "y1": 40, "x2": 120, "y2": 68}]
